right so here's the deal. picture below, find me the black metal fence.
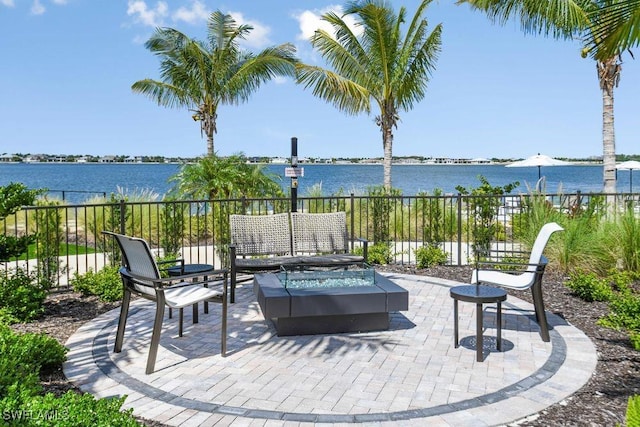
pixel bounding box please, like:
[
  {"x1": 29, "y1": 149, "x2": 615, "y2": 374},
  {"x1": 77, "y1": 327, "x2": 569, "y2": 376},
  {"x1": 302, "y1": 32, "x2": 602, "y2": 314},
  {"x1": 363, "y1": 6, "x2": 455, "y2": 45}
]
[{"x1": 1, "y1": 192, "x2": 638, "y2": 290}]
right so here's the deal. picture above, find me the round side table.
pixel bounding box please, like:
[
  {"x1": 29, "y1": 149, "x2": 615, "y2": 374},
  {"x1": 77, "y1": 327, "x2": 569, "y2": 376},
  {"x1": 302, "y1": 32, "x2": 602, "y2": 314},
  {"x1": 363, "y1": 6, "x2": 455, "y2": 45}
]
[{"x1": 450, "y1": 285, "x2": 507, "y2": 362}]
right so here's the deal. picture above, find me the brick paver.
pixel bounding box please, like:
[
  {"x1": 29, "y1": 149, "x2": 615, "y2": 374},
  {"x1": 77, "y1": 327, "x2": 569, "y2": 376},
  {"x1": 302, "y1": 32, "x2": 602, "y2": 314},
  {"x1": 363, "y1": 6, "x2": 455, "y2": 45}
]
[{"x1": 64, "y1": 273, "x2": 597, "y2": 426}]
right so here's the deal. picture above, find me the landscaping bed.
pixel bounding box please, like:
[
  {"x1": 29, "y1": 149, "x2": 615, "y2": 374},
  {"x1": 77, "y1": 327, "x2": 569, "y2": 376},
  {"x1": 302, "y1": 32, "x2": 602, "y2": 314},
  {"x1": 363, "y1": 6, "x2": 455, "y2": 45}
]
[{"x1": 11, "y1": 265, "x2": 639, "y2": 426}]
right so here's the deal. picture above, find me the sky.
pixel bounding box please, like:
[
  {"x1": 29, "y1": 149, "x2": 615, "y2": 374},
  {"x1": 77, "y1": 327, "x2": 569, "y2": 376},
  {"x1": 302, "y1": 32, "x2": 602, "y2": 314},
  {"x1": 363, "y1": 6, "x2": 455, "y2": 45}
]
[{"x1": 1, "y1": 0, "x2": 638, "y2": 160}]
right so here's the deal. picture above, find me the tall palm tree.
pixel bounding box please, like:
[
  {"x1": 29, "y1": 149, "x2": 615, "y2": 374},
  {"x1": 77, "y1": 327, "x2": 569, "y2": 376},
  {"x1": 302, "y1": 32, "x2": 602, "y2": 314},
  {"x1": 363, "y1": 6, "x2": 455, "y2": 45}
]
[
  {"x1": 296, "y1": 0, "x2": 442, "y2": 190},
  {"x1": 132, "y1": 11, "x2": 297, "y2": 157},
  {"x1": 458, "y1": 0, "x2": 635, "y2": 193}
]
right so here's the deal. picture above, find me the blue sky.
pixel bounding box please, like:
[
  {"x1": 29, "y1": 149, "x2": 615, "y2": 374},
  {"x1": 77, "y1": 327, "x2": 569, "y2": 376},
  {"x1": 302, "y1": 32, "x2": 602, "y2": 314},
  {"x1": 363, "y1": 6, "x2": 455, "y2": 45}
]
[{"x1": 1, "y1": 0, "x2": 638, "y2": 160}]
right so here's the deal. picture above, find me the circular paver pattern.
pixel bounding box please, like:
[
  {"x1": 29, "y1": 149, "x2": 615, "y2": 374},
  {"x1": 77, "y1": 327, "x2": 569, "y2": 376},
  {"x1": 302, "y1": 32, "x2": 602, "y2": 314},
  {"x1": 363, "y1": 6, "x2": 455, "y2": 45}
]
[{"x1": 64, "y1": 273, "x2": 597, "y2": 426}]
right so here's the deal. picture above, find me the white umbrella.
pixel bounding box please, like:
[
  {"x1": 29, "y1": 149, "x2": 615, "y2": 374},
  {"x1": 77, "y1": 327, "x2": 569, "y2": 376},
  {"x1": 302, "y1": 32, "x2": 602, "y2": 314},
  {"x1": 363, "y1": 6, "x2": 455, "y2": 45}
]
[
  {"x1": 616, "y1": 160, "x2": 640, "y2": 192},
  {"x1": 506, "y1": 153, "x2": 571, "y2": 179}
]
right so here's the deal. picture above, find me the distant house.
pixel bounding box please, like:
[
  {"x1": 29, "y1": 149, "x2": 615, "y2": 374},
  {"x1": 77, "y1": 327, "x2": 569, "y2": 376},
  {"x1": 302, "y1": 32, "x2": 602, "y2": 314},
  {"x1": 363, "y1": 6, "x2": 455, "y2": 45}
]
[
  {"x1": 24, "y1": 155, "x2": 44, "y2": 163},
  {"x1": 99, "y1": 156, "x2": 117, "y2": 163},
  {"x1": 0, "y1": 154, "x2": 15, "y2": 162},
  {"x1": 470, "y1": 158, "x2": 492, "y2": 164}
]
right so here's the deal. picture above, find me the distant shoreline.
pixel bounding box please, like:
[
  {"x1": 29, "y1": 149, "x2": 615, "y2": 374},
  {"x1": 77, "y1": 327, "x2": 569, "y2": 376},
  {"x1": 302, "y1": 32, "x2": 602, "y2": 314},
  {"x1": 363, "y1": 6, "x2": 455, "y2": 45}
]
[{"x1": 0, "y1": 160, "x2": 603, "y2": 166}]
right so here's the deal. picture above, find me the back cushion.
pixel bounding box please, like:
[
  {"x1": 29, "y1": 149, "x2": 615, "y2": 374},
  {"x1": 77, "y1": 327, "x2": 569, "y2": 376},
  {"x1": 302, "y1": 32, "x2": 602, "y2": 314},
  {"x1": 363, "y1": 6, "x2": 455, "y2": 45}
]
[
  {"x1": 291, "y1": 212, "x2": 349, "y2": 254},
  {"x1": 230, "y1": 213, "x2": 292, "y2": 256}
]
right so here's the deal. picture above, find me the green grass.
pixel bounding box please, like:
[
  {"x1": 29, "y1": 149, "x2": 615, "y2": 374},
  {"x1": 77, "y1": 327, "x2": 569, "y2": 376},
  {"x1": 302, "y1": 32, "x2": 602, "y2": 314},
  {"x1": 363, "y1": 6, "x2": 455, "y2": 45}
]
[{"x1": 10, "y1": 243, "x2": 96, "y2": 261}]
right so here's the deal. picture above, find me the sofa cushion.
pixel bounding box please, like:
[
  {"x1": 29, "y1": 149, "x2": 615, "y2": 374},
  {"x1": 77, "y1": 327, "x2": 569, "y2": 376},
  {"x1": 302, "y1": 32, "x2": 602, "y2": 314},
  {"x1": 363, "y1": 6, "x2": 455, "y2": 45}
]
[{"x1": 235, "y1": 255, "x2": 303, "y2": 271}]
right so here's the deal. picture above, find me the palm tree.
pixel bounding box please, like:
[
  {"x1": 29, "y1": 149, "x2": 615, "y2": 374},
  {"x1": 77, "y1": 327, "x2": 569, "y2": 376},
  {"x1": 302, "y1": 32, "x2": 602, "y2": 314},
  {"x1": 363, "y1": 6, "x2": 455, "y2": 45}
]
[
  {"x1": 458, "y1": 0, "x2": 635, "y2": 193},
  {"x1": 296, "y1": 0, "x2": 442, "y2": 190},
  {"x1": 132, "y1": 11, "x2": 297, "y2": 156}
]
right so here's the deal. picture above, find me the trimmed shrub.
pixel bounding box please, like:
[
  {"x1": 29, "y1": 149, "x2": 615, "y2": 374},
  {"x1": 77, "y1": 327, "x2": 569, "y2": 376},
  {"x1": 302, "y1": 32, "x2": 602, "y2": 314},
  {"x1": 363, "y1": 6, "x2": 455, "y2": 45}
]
[
  {"x1": 625, "y1": 395, "x2": 640, "y2": 427},
  {"x1": 0, "y1": 325, "x2": 140, "y2": 426},
  {"x1": 0, "y1": 324, "x2": 67, "y2": 398},
  {"x1": 70, "y1": 265, "x2": 122, "y2": 302},
  {"x1": 599, "y1": 292, "x2": 640, "y2": 332},
  {"x1": 415, "y1": 244, "x2": 448, "y2": 268},
  {"x1": 356, "y1": 242, "x2": 392, "y2": 265},
  {"x1": 1, "y1": 392, "x2": 141, "y2": 426},
  {"x1": 0, "y1": 269, "x2": 47, "y2": 324},
  {"x1": 565, "y1": 271, "x2": 613, "y2": 302}
]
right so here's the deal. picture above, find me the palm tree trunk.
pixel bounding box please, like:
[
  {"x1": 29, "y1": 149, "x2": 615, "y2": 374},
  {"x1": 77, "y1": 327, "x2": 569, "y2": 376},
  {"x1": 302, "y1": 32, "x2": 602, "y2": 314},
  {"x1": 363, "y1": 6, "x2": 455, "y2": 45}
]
[
  {"x1": 599, "y1": 58, "x2": 619, "y2": 194},
  {"x1": 382, "y1": 126, "x2": 393, "y2": 190},
  {"x1": 203, "y1": 112, "x2": 217, "y2": 157},
  {"x1": 207, "y1": 133, "x2": 214, "y2": 157}
]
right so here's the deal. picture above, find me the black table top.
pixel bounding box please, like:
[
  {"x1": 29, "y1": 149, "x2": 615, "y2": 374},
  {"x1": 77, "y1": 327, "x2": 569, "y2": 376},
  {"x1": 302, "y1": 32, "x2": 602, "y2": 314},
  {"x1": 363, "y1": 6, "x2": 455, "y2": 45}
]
[
  {"x1": 450, "y1": 285, "x2": 507, "y2": 303},
  {"x1": 167, "y1": 263, "x2": 215, "y2": 276}
]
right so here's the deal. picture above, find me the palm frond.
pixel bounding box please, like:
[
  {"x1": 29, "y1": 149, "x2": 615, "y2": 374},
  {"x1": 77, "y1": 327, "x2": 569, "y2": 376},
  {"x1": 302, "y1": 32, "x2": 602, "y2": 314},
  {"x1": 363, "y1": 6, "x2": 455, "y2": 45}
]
[
  {"x1": 296, "y1": 64, "x2": 371, "y2": 115},
  {"x1": 458, "y1": 0, "x2": 591, "y2": 39},
  {"x1": 585, "y1": 0, "x2": 640, "y2": 59}
]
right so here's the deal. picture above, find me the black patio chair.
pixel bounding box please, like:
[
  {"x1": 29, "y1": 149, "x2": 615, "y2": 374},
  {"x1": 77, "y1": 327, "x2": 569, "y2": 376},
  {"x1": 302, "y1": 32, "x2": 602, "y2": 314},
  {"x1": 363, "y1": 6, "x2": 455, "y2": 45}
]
[{"x1": 103, "y1": 231, "x2": 227, "y2": 374}]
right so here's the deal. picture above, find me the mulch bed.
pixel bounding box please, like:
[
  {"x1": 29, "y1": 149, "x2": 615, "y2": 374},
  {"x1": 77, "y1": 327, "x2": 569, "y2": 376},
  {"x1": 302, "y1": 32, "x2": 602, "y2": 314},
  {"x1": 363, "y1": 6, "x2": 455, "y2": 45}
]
[{"x1": 11, "y1": 265, "x2": 640, "y2": 426}]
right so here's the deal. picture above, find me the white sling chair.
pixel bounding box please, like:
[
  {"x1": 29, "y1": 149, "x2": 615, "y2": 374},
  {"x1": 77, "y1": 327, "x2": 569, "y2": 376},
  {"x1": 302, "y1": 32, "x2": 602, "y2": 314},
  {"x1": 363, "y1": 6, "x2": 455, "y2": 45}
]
[{"x1": 471, "y1": 222, "x2": 564, "y2": 342}]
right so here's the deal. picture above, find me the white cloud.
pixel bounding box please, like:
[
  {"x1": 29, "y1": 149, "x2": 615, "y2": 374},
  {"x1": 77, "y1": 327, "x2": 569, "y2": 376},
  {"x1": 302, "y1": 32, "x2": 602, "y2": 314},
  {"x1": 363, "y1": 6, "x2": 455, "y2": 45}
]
[
  {"x1": 228, "y1": 11, "x2": 271, "y2": 49},
  {"x1": 31, "y1": 0, "x2": 45, "y2": 15},
  {"x1": 294, "y1": 5, "x2": 361, "y2": 41},
  {"x1": 127, "y1": 0, "x2": 168, "y2": 27},
  {"x1": 1, "y1": 0, "x2": 67, "y2": 11},
  {"x1": 172, "y1": 0, "x2": 209, "y2": 25},
  {"x1": 272, "y1": 76, "x2": 288, "y2": 84},
  {"x1": 125, "y1": 3, "x2": 272, "y2": 50}
]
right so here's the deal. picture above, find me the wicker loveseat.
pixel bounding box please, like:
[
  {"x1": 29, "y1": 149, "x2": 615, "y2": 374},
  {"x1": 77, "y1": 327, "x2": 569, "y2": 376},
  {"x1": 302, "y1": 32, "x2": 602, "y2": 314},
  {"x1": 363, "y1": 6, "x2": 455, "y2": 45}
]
[{"x1": 228, "y1": 211, "x2": 368, "y2": 302}]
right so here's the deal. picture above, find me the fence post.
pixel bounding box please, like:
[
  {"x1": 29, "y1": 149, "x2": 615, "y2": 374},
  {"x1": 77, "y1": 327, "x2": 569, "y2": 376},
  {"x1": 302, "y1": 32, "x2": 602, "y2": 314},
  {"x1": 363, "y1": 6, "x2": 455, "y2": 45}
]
[
  {"x1": 350, "y1": 193, "x2": 355, "y2": 251},
  {"x1": 576, "y1": 190, "x2": 582, "y2": 211},
  {"x1": 457, "y1": 193, "x2": 462, "y2": 266},
  {"x1": 119, "y1": 199, "x2": 126, "y2": 234}
]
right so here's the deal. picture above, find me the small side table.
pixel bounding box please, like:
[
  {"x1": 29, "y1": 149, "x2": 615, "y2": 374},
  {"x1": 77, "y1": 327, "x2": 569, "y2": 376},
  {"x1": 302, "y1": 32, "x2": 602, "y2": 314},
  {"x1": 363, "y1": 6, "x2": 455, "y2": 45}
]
[
  {"x1": 167, "y1": 263, "x2": 215, "y2": 323},
  {"x1": 450, "y1": 285, "x2": 507, "y2": 362}
]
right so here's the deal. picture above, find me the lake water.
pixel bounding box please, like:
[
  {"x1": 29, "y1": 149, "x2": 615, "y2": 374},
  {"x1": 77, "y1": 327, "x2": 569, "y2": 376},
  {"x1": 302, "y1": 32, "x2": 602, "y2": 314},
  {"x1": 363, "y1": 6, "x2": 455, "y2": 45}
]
[{"x1": 0, "y1": 162, "x2": 632, "y2": 204}]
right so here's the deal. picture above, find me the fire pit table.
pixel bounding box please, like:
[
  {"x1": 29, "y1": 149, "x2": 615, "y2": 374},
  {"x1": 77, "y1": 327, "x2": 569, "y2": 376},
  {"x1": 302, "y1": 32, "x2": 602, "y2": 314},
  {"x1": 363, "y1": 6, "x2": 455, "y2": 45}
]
[{"x1": 253, "y1": 265, "x2": 408, "y2": 336}]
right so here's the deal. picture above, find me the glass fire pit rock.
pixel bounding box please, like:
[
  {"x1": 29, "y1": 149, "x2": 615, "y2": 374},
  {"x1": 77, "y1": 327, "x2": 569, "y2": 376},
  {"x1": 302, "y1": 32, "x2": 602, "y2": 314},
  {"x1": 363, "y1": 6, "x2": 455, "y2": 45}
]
[{"x1": 277, "y1": 264, "x2": 375, "y2": 289}]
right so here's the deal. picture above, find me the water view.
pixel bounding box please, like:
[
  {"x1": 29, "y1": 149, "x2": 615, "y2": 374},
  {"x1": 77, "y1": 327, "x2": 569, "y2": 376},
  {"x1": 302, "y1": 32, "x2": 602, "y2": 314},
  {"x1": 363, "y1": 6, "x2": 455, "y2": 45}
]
[{"x1": 0, "y1": 162, "x2": 630, "y2": 204}]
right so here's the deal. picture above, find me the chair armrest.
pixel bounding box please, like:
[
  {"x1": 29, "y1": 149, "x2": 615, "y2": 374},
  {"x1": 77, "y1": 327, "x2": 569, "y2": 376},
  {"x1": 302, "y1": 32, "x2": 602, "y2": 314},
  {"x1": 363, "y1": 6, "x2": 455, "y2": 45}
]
[
  {"x1": 157, "y1": 258, "x2": 185, "y2": 274},
  {"x1": 475, "y1": 256, "x2": 548, "y2": 274},
  {"x1": 121, "y1": 267, "x2": 228, "y2": 290}
]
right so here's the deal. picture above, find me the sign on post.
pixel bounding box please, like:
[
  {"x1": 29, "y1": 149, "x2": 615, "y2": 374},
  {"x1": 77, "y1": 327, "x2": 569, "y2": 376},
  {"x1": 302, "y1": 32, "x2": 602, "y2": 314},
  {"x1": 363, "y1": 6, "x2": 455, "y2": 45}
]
[{"x1": 285, "y1": 167, "x2": 304, "y2": 177}]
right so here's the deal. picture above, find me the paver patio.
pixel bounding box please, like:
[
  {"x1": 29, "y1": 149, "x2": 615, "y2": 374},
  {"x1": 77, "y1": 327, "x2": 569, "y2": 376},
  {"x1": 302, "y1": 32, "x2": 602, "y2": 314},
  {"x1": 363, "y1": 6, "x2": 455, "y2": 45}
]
[{"x1": 64, "y1": 272, "x2": 597, "y2": 426}]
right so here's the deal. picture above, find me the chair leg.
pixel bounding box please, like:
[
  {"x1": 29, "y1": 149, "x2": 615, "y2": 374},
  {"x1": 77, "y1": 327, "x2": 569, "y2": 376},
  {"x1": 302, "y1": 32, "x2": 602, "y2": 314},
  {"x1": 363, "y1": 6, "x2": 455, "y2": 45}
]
[
  {"x1": 178, "y1": 308, "x2": 184, "y2": 337},
  {"x1": 221, "y1": 294, "x2": 227, "y2": 357},
  {"x1": 192, "y1": 303, "x2": 199, "y2": 324},
  {"x1": 114, "y1": 288, "x2": 131, "y2": 353},
  {"x1": 531, "y1": 281, "x2": 550, "y2": 342},
  {"x1": 230, "y1": 270, "x2": 236, "y2": 304},
  {"x1": 204, "y1": 276, "x2": 209, "y2": 314},
  {"x1": 146, "y1": 300, "x2": 166, "y2": 374}
]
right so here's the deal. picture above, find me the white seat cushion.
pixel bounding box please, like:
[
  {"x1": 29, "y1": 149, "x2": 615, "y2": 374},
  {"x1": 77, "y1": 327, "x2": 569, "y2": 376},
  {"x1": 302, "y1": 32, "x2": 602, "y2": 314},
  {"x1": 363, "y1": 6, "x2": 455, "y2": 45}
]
[
  {"x1": 472, "y1": 269, "x2": 536, "y2": 290},
  {"x1": 164, "y1": 284, "x2": 223, "y2": 309}
]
